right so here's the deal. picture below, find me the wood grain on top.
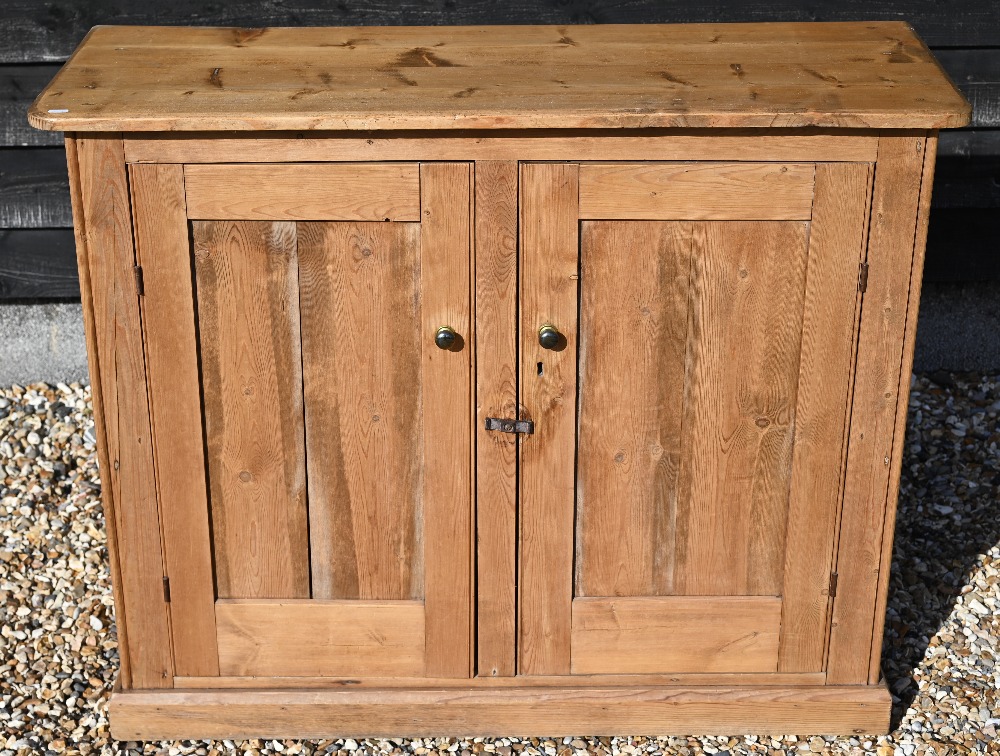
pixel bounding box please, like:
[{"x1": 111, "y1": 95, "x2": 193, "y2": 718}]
[{"x1": 29, "y1": 22, "x2": 969, "y2": 131}]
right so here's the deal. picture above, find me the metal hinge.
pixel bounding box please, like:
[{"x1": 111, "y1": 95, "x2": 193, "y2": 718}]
[
  {"x1": 858, "y1": 262, "x2": 869, "y2": 294},
  {"x1": 829, "y1": 572, "x2": 839, "y2": 598},
  {"x1": 485, "y1": 417, "x2": 534, "y2": 435},
  {"x1": 162, "y1": 576, "x2": 171, "y2": 603},
  {"x1": 134, "y1": 265, "x2": 145, "y2": 296}
]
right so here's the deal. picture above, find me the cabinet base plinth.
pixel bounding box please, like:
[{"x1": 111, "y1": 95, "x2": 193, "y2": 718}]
[{"x1": 109, "y1": 682, "x2": 891, "y2": 739}]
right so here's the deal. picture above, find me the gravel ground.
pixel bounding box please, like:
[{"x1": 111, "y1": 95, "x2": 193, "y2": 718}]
[{"x1": 1, "y1": 376, "x2": 998, "y2": 755}]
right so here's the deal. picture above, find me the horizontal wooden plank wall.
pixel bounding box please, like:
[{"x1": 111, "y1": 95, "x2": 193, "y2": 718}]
[
  {"x1": 0, "y1": 148, "x2": 70, "y2": 226},
  {"x1": 0, "y1": 65, "x2": 61, "y2": 145},
  {"x1": 0, "y1": 229, "x2": 76, "y2": 298},
  {"x1": 1, "y1": 1, "x2": 998, "y2": 299}
]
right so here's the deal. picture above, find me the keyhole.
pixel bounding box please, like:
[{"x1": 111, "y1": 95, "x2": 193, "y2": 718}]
[{"x1": 537, "y1": 361, "x2": 544, "y2": 376}]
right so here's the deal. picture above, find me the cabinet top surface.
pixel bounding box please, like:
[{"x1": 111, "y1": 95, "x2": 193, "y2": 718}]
[{"x1": 30, "y1": 22, "x2": 970, "y2": 132}]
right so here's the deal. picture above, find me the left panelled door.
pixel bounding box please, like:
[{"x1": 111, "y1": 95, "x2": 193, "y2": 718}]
[{"x1": 129, "y1": 161, "x2": 474, "y2": 683}]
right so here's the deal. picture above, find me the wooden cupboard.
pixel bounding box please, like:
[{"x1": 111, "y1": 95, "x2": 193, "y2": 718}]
[{"x1": 30, "y1": 21, "x2": 969, "y2": 739}]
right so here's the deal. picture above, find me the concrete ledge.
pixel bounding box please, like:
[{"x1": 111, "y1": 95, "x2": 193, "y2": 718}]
[{"x1": 0, "y1": 302, "x2": 87, "y2": 385}]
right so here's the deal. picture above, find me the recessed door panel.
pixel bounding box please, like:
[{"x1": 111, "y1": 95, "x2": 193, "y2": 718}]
[
  {"x1": 576, "y1": 219, "x2": 811, "y2": 598},
  {"x1": 575, "y1": 219, "x2": 811, "y2": 599}
]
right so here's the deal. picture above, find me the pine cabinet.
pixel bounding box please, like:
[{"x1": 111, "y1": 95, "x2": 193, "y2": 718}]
[{"x1": 31, "y1": 21, "x2": 969, "y2": 740}]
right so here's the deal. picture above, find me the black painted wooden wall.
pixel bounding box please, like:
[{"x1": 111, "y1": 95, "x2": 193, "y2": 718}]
[{"x1": 2, "y1": 1, "x2": 998, "y2": 299}]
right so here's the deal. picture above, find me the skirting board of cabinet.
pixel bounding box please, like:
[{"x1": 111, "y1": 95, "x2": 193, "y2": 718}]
[{"x1": 108, "y1": 682, "x2": 892, "y2": 739}]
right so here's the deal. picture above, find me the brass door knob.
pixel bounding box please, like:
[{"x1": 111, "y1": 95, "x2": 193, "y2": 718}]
[
  {"x1": 538, "y1": 325, "x2": 561, "y2": 350},
  {"x1": 435, "y1": 325, "x2": 458, "y2": 350}
]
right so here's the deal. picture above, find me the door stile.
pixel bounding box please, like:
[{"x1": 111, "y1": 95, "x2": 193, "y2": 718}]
[
  {"x1": 468, "y1": 164, "x2": 479, "y2": 677},
  {"x1": 129, "y1": 162, "x2": 220, "y2": 677},
  {"x1": 517, "y1": 162, "x2": 579, "y2": 675},
  {"x1": 474, "y1": 161, "x2": 519, "y2": 677},
  {"x1": 776, "y1": 162, "x2": 874, "y2": 672},
  {"x1": 420, "y1": 162, "x2": 475, "y2": 677}
]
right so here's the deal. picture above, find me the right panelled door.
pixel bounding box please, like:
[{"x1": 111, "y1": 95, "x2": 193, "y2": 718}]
[{"x1": 518, "y1": 160, "x2": 874, "y2": 677}]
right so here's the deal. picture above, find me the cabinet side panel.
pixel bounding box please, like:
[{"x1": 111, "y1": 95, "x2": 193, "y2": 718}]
[
  {"x1": 76, "y1": 136, "x2": 173, "y2": 688},
  {"x1": 193, "y1": 220, "x2": 310, "y2": 600},
  {"x1": 129, "y1": 163, "x2": 219, "y2": 676},
  {"x1": 827, "y1": 134, "x2": 927, "y2": 684},
  {"x1": 420, "y1": 163, "x2": 474, "y2": 677},
  {"x1": 518, "y1": 163, "x2": 579, "y2": 675},
  {"x1": 778, "y1": 162, "x2": 873, "y2": 672},
  {"x1": 299, "y1": 222, "x2": 424, "y2": 601},
  {"x1": 474, "y1": 161, "x2": 519, "y2": 677},
  {"x1": 868, "y1": 133, "x2": 938, "y2": 684},
  {"x1": 65, "y1": 135, "x2": 133, "y2": 689}
]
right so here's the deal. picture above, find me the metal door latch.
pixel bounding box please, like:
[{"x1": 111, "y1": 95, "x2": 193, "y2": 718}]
[{"x1": 485, "y1": 417, "x2": 534, "y2": 435}]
